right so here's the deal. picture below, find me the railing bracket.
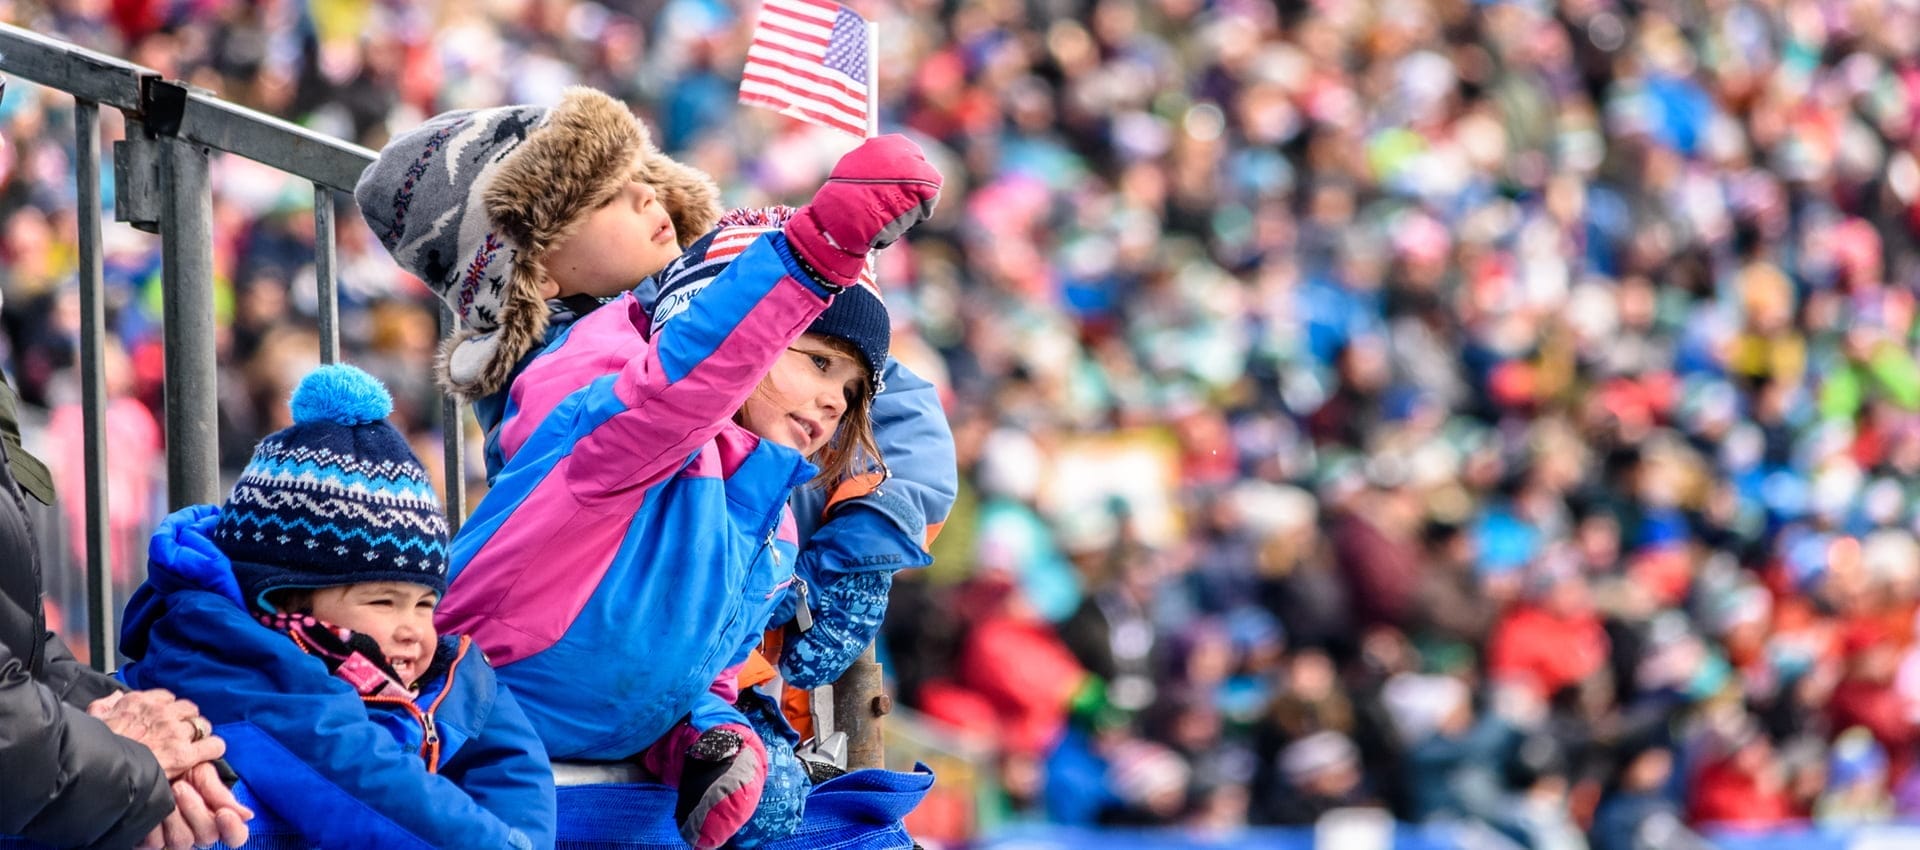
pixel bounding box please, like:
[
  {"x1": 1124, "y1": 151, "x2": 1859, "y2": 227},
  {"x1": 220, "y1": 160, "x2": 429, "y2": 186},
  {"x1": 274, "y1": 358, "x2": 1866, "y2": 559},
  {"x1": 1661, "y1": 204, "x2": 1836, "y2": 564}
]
[{"x1": 112, "y1": 118, "x2": 162, "y2": 233}]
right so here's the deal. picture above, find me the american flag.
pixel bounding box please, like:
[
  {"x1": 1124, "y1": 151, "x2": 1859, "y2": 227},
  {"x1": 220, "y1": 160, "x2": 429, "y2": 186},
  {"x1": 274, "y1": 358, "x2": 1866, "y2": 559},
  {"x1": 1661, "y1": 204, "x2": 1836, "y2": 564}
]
[{"x1": 740, "y1": 0, "x2": 874, "y2": 138}]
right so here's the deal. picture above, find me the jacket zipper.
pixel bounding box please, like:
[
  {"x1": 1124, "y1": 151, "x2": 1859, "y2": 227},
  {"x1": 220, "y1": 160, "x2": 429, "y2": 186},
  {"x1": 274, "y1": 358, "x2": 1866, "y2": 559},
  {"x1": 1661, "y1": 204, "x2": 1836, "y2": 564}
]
[
  {"x1": 363, "y1": 694, "x2": 439, "y2": 771},
  {"x1": 360, "y1": 637, "x2": 467, "y2": 772}
]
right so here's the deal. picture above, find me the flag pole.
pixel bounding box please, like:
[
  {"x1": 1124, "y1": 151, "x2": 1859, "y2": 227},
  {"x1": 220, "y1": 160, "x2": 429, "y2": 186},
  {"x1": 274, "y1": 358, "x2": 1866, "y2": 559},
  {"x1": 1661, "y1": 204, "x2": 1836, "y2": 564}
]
[
  {"x1": 833, "y1": 13, "x2": 890, "y2": 774},
  {"x1": 865, "y1": 20, "x2": 879, "y2": 139}
]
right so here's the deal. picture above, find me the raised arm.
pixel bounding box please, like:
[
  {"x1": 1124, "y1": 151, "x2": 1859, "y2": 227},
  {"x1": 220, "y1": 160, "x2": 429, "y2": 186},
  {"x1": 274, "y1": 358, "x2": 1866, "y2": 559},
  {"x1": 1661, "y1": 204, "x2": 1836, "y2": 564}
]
[
  {"x1": 564, "y1": 234, "x2": 839, "y2": 501},
  {"x1": 564, "y1": 133, "x2": 944, "y2": 503}
]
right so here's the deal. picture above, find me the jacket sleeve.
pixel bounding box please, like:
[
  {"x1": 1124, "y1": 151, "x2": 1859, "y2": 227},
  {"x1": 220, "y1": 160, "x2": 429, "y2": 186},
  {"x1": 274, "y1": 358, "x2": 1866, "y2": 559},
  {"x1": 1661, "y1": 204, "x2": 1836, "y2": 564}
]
[
  {"x1": 0, "y1": 638, "x2": 174, "y2": 850},
  {"x1": 777, "y1": 360, "x2": 953, "y2": 687},
  {"x1": 438, "y1": 679, "x2": 557, "y2": 850},
  {"x1": 131, "y1": 595, "x2": 527, "y2": 850},
  {"x1": 564, "y1": 233, "x2": 835, "y2": 503},
  {"x1": 39, "y1": 631, "x2": 126, "y2": 709}
]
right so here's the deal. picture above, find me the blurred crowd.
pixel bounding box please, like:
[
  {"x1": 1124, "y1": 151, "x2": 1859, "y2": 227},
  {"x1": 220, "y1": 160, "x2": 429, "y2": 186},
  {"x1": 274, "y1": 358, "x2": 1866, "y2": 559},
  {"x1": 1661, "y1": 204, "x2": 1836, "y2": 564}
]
[{"x1": 10, "y1": 0, "x2": 1920, "y2": 845}]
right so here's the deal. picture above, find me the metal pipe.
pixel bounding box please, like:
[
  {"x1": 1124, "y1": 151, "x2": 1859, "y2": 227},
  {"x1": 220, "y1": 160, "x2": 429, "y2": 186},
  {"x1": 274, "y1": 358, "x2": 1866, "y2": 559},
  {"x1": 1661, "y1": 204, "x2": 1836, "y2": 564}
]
[
  {"x1": 0, "y1": 24, "x2": 374, "y2": 190},
  {"x1": 73, "y1": 99, "x2": 114, "y2": 671},
  {"x1": 159, "y1": 135, "x2": 220, "y2": 509},
  {"x1": 440, "y1": 301, "x2": 466, "y2": 531},
  {"x1": 175, "y1": 89, "x2": 374, "y2": 192},
  {"x1": 0, "y1": 23, "x2": 148, "y2": 110},
  {"x1": 314, "y1": 183, "x2": 339, "y2": 364},
  {"x1": 833, "y1": 646, "x2": 888, "y2": 769}
]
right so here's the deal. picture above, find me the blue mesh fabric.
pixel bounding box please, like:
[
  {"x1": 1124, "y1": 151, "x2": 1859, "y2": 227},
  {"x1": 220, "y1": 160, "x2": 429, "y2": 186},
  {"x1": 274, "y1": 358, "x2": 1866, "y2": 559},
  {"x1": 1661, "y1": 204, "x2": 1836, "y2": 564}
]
[{"x1": 548, "y1": 766, "x2": 933, "y2": 850}]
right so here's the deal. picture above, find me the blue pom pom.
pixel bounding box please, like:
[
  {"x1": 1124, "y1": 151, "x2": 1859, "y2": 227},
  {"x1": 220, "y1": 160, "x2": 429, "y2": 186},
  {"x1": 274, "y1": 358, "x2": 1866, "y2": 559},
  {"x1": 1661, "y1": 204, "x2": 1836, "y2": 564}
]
[{"x1": 289, "y1": 364, "x2": 394, "y2": 426}]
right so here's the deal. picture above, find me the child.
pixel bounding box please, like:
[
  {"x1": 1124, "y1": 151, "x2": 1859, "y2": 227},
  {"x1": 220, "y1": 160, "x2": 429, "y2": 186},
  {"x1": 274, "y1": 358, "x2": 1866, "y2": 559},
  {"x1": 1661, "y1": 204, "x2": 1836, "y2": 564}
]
[
  {"x1": 639, "y1": 209, "x2": 950, "y2": 845},
  {"x1": 638, "y1": 205, "x2": 950, "y2": 733},
  {"x1": 352, "y1": 87, "x2": 942, "y2": 848},
  {"x1": 116, "y1": 364, "x2": 556, "y2": 850}
]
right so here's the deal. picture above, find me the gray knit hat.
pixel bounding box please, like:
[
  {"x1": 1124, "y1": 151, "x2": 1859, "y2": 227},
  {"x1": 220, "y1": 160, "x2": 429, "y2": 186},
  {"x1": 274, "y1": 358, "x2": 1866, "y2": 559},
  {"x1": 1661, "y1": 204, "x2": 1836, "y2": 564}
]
[{"x1": 355, "y1": 87, "x2": 722, "y2": 401}]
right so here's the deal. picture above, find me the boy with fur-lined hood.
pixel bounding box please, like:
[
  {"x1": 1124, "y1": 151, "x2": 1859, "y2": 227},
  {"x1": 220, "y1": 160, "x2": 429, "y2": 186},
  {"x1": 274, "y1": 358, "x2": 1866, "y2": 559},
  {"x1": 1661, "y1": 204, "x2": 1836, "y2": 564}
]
[
  {"x1": 355, "y1": 87, "x2": 951, "y2": 849},
  {"x1": 356, "y1": 86, "x2": 723, "y2": 401}
]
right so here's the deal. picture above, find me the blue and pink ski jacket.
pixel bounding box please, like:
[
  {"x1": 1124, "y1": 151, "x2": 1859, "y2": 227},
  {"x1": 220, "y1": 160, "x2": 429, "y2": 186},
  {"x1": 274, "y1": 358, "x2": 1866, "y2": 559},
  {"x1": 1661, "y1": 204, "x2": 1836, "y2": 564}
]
[{"x1": 436, "y1": 232, "x2": 832, "y2": 759}]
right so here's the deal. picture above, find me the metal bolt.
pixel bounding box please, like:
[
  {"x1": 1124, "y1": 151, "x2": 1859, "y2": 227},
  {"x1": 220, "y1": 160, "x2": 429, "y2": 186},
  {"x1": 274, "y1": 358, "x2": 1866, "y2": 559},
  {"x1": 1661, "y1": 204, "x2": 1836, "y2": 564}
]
[{"x1": 872, "y1": 694, "x2": 893, "y2": 716}]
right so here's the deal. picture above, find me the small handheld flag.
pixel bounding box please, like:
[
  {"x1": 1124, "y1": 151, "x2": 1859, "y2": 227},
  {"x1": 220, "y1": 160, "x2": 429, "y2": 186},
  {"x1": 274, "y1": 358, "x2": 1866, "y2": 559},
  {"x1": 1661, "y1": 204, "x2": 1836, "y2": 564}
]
[{"x1": 740, "y1": 0, "x2": 878, "y2": 139}]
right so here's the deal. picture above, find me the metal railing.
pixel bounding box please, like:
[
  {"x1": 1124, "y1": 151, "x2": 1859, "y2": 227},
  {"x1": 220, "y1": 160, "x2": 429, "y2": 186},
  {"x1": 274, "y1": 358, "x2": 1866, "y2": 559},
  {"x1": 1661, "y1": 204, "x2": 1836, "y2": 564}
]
[{"x1": 0, "y1": 22, "x2": 467, "y2": 671}]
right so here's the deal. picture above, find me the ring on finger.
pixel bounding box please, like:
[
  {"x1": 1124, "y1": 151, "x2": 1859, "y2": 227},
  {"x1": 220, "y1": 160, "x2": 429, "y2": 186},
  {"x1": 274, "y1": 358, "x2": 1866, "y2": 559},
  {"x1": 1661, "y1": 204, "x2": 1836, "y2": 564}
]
[{"x1": 187, "y1": 716, "x2": 211, "y2": 742}]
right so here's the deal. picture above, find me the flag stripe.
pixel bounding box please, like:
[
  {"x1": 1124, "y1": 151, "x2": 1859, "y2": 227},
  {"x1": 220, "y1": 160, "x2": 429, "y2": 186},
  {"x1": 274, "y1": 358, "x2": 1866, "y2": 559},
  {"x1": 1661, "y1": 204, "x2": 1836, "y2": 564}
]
[
  {"x1": 740, "y1": 95, "x2": 866, "y2": 137},
  {"x1": 756, "y1": 19, "x2": 831, "y2": 49},
  {"x1": 744, "y1": 39, "x2": 824, "y2": 67},
  {"x1": 761, "y1": 0, "x2": 838, "y2": 25},
  {"x1": 740, "y1": 57, "x2": 869, "y2": 110},
  {"x1": 739, "y1": 89, "x2": 868, "y2": 136},
  {"x1": 737, "y1": 75, "x2": 867, "y2": 122},
  {"x1": 757, "y1": 15, "x2": 832, "y2": 43},
  {"x1": 748, "y1": 29, "x2": 834, "y2": 62}
]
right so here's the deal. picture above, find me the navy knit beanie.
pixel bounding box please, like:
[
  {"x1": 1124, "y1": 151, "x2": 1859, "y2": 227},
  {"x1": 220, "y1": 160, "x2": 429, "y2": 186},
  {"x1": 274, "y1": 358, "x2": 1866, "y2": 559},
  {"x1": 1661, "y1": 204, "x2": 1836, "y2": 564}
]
[
  {"x1": 649, "y1": 207, "x2": 890, "y2": 388},
  {"x1": 219, "y1": 365, "x2": 451, "y2": 610}
]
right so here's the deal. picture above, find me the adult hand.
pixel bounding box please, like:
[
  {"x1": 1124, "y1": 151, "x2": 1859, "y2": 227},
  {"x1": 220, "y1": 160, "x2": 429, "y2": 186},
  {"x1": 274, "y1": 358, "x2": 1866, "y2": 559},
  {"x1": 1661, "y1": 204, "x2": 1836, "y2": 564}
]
[
  {"x1": 88, "y1": 690, "x2": 226, "y2": 779},
  {"x1": 134, "y1": 764, "x2": 253, "y2": 850}
]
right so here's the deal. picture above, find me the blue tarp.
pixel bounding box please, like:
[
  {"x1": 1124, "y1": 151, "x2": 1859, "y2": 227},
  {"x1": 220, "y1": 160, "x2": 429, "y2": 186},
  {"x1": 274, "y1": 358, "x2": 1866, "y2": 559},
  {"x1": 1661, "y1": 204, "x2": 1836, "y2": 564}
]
[{"x1": 2, "y1": 765, "x2": 933, "y2": 850}]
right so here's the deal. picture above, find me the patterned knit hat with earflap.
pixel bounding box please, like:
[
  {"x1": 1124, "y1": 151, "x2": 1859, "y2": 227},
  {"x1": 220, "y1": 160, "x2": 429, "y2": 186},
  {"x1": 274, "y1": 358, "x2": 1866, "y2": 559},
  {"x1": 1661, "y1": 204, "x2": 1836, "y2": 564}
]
[
  {"x1": 354, "y1": 87, "x2": 722, "y2": 403},
  {"x1": 218, "y1": 364, "x2": 451, "y2": 610}
]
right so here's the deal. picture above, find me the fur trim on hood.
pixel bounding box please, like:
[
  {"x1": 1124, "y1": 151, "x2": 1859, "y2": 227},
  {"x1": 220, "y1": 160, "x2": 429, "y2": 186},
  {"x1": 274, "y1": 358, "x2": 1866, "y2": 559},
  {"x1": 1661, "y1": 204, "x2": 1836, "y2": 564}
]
[{"x1": 438, "y1": 87, "x2": 723, "y2": 401}]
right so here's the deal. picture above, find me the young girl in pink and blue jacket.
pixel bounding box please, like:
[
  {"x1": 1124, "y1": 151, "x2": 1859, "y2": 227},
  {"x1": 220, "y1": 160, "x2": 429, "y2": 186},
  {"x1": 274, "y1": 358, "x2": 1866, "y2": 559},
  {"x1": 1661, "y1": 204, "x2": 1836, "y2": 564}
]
[{"x1": 352, "y1": 87, "x2": 942, "y2": 849}]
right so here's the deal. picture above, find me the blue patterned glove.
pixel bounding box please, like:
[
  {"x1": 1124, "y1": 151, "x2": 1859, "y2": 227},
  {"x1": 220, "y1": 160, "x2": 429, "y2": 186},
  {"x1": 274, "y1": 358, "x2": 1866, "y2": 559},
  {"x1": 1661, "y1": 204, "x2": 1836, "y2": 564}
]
[
  {"x1": 780, "y1": 501, "x2": 930, "y2": 688},
  {"x1": 779, "y1": 495, "x2": 929, "y2": 690},
  {"x1": 781, "y1": 571, "x2": 895, "y2": 689},
  {"x1": 730, "y1": 689, "x2": 807, "y2": 847}
]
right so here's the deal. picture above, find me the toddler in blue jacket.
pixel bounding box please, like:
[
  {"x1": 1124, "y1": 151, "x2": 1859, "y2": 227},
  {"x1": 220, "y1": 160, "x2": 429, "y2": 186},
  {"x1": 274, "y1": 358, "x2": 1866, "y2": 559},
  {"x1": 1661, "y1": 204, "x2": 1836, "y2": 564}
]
[{"x1": 117, "y1": 364, "x2": 556, "y2": 850}]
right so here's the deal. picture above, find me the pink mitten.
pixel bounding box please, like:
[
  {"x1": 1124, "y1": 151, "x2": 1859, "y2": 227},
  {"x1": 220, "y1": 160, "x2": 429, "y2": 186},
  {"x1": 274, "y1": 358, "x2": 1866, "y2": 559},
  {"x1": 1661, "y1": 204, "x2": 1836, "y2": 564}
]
[
  {"x1": 643, "y1": 723, "x2": 770, "y2": 850},
  {"x1": 784, "y1": 134, "x2": 943, "y2": 287}
]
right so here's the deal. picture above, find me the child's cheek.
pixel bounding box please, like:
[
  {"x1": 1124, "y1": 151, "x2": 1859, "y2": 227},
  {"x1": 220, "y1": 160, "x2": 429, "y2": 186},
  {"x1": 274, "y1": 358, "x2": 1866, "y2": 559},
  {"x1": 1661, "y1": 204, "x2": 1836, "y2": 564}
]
[{"x1": 759, "y1": 374, "x2": 802, "y2": 410}]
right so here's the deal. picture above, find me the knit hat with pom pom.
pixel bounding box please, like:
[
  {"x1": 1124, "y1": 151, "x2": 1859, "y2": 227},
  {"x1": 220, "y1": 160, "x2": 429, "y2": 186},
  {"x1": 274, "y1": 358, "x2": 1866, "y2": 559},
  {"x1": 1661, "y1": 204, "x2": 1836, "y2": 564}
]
[{"x1": 218, "y1": 364, "x2": 451, "y2": 609}]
